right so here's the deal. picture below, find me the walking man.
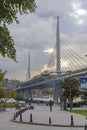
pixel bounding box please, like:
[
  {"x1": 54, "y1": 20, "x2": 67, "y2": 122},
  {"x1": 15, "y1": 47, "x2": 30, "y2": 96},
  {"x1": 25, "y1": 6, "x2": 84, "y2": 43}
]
[{"x1": 49, "y1": 100, "x2": 53, "y2": 112}]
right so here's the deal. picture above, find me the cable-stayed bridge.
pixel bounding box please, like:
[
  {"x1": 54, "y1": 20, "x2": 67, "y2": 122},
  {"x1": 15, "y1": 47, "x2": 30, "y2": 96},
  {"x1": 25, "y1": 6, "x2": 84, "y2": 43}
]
[
  {"x1": 16, "y1": 67, "x2": 87, "y2": 101},
  {"x1": 16, "y1": 17, "x2": 87, "y2": 101},
  {"x1": 47, "y1": 41, "x2": 87, "y2": 73}
]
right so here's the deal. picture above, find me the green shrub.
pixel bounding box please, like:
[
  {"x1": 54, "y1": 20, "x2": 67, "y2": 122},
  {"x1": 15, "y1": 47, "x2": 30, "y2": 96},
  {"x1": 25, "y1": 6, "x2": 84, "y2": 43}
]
[{"x1": 67, "y1": 101, "x2": 87, "y2": 108}]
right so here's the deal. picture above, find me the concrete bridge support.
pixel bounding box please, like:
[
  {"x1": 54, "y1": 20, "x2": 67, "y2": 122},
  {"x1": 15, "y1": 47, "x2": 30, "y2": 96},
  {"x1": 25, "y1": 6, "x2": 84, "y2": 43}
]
[
  {"x1": 17, "y1": 88, "x2": 33, "y2": 101},
  {"x1": 19, "y1": 90, "x2": 24, "y2": 99},
  {"x1": 28, "y1": 89, "x2": 33, "y2": 101},
  {"x1": 23, "y1": 90, "x2": 28, "y2": 99},
  {"x1": 53, "y1": 82, "x2": 62, "y2": 103},
  {"x1": 23, "y1": 89, "x2": 33, "y2": 100}
]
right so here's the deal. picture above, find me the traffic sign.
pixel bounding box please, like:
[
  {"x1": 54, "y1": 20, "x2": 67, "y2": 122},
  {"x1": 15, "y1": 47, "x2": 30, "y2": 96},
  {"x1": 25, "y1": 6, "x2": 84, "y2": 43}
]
[{"x1": 80, "y1": 78, "x2": 87, "y2": 90}]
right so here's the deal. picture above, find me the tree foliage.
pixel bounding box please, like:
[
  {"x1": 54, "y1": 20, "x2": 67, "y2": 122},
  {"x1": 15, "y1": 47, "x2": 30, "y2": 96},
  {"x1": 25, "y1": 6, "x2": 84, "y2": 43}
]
[
  {"x1": 10, "y1": 89, "x2": 16, "y2": 98},
  {"x1": 0, "y1": 25, "x2": 16, "y2": 60},
  {"x1": 60, "y1": 77, "x2": 79, "y2": 101},
  {"x1": 0, "y1": 88, "x2": 17, "y2": 99},
  {"x1": 0, "y1": 87, "x2": 4, "y2": 98},
  {"x1": 81, "y1": 91, "x2": 87, "y2": 100},
  {"x1": 15, "y1": 94, "x2": 23, "y2": 101},
  {"x1": 0, "y1": 69, "x2": 6, "y2": 82},
  {"x1": 0, "y1": 0, "x2": 36, "y2": 61}
]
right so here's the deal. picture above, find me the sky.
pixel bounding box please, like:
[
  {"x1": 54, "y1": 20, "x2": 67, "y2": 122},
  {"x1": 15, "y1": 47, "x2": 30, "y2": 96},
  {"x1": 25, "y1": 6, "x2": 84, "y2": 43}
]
[{"x1": 0, "y1": 0, "x2": 87, "y2": 81}]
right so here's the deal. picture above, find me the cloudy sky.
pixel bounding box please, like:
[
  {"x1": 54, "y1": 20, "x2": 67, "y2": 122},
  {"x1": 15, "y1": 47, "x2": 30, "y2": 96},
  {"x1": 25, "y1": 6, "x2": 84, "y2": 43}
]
[{"x1": 0, "y1": 0, "x2": 87, "y2": 81}]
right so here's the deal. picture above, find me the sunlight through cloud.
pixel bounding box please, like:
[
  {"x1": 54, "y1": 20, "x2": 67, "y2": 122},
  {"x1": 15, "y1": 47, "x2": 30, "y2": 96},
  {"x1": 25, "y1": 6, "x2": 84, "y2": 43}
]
[{"x1": 43, "y1": 48, "x2": 54, "y2": 54}]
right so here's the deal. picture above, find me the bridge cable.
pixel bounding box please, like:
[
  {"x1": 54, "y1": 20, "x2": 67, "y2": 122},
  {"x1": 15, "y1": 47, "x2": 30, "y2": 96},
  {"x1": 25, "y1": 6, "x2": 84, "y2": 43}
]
[{"x1": 61, "y1": 40, "x2": 87, "y2": 67}]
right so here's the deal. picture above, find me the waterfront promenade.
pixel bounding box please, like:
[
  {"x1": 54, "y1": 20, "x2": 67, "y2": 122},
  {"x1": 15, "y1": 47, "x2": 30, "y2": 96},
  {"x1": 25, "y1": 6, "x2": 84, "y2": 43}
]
[{"x1": 0, "y1": 105, "x2": 86, "y2": 130}]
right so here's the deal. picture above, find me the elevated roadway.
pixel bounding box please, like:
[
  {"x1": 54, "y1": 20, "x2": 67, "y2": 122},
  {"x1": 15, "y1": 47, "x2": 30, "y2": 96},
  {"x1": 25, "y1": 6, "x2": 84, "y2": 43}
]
[
  {"x1": 16, "y1": 67, "x2": 87, "y2": 91},
  {"x1": 16, "y1": 67, "x2": 87, "y2": 100}
]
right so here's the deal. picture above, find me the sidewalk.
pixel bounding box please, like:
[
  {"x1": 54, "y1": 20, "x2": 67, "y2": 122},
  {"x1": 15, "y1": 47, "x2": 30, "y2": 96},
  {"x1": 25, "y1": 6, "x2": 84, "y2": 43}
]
[{"x1": 14, "y1": 105, "x2": 86, "y2": 127}]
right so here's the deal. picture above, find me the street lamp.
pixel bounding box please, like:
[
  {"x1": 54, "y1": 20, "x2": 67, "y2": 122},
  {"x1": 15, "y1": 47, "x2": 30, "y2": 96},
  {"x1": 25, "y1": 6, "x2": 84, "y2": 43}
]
[
  {"x1": 67, "y1": 71, "x2": 72, "y2": 111},
  {"x1": 70, "y1": 76, "x2": 72, "y2": 111}
]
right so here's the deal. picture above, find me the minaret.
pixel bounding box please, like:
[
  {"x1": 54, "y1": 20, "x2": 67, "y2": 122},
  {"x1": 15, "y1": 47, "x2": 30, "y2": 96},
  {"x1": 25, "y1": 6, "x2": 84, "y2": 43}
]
[
  {"x1": 27, "y1": 51, "x2": 30, "y2": 79},
  {"x1": 56, "y1": 16, "x2": 61, "y2": 75}
]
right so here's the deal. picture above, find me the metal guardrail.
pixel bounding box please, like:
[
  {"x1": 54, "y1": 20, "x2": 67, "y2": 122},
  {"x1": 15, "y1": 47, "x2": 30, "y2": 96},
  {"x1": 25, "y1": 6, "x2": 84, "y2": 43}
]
[{"x1": 14, "y1": 107, "x2": 28, "y2": 120}]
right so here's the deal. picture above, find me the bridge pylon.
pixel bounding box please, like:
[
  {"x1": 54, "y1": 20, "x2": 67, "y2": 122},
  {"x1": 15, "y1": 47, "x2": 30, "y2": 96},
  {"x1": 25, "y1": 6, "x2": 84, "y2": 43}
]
[{"x1": 56, "y1": 16, "x2": 61, "y2": 75}]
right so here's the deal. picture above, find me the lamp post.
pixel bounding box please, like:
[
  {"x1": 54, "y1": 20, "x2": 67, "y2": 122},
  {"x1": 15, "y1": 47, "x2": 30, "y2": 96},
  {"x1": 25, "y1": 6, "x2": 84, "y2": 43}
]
[
  {"x1": 70, "y1": 76, "x2": 72, "y2": 111},
  {"x1": 67, "y1": 71, "x2": 72, "y2": 111}
]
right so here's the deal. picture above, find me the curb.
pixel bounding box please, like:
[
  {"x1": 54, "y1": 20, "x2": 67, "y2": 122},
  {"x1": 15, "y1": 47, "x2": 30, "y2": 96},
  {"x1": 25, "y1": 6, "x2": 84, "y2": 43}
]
[{"x1": 11, "y1": 119, "x2": 84, "y2": 128}]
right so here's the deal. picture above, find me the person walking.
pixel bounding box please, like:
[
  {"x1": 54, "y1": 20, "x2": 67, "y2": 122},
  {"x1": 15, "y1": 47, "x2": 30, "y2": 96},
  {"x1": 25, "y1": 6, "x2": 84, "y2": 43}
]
[{"x1": 49, "y1": 100, "x2": 53, "y2": 112}]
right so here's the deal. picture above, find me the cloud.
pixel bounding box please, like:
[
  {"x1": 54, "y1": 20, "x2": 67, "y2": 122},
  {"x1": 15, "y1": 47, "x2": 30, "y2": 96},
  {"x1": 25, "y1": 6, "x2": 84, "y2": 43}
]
[
  {"x1": 36, "y1": 0, "x2": 73, "y2": 17},
  {"x1": 9, "y1": 15, "x2": 55, "y2": 49},
  {"x1": 0, "y1": 0, "x2": 87, "y2": 81},
  {"x1": 43, "y1": 48, "x2": 54, "y2": 54}
]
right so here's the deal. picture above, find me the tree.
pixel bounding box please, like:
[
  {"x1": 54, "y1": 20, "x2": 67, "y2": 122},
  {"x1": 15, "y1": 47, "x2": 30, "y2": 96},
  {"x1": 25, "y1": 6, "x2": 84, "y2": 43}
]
[
  {"x1": 10, "y1": 89, "x2": 16, "y2": 98},
  {"x1": 0, "y1": 0, "x2": 36, "y2": 61},
  {"x1": 0, "y1": 69, "x2": 6, "y2": 81},
  {"x1": 15, "y1": 94, "x2": 23, "y2": 101},
  {"x1": 81, "y1": 91, "x2": 87, "y2": 101},
  {"x1": 60, "y1": 77, "x2": 79, "y2": 110},
  {"x1": 3, "y1": 88, "x2": 10, "y2": 99},
  {"x1": 0, "y1": 87, "x2": 4, "y2": 98}
]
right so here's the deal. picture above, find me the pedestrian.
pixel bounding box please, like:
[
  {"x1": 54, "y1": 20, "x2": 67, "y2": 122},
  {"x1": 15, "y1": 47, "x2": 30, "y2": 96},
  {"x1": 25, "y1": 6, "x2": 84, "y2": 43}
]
[
  {"x1": 49, "y1": 100, "x2": 53, "y2": 112},
  {"x1": 15, "y1": 100, "x2": 19, "y2": 109}
]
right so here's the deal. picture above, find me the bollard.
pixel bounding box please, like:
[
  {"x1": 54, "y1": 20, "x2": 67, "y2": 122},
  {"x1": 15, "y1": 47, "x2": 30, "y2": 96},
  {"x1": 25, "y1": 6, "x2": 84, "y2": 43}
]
[
  {"x1": 20, "y1": 112, "x2": 22, "y2": 122},
  {"x1": 14, "y1": 113, "x2": 16, "y2": 120},
  {"x1": 49, "y1": 117, "x2": 51, "y2": 124},
  {"x1": 84, "y1": 117, "x2": 87, "y2": 130},
  {"x1": 30, "y1": 113, "x2": 33, "y2": 122},
  {"x1": 70, "y1": 115, "x2": 74, "y2": 126}
]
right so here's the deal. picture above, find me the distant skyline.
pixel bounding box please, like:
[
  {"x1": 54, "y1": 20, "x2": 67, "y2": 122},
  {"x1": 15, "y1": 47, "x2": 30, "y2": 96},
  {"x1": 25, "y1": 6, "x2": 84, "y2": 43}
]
[{"x1": 0, "y1": 0, "x2": 87, "y2": 81}]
